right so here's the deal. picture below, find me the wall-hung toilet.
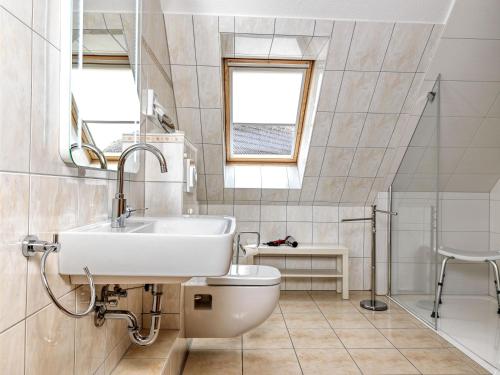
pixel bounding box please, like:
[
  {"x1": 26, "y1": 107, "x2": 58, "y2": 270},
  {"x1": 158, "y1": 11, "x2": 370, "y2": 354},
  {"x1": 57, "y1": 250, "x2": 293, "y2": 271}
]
[{"x1": 184, "y1": 265, "x2": 281, "y2": 338}]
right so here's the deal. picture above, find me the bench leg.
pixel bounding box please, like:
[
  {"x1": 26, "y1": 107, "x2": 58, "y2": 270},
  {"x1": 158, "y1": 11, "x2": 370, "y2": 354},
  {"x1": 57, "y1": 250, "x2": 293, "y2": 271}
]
[
  {"x1": 487, "y1": 260, "x2": 500, "y2": 314},
  {"x1": 431, "y1": 256, "x2": 451, "y2": 319},
  {"x1": 342, "y1": 254, "x2": 349, "y2": 300}
]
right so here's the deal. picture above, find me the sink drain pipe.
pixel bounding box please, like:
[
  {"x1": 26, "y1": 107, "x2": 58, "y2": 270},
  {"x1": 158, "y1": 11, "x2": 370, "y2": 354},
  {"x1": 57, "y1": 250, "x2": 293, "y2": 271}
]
[{"x1": 101, "y1": 284, "x2": 163, "y2": 346}]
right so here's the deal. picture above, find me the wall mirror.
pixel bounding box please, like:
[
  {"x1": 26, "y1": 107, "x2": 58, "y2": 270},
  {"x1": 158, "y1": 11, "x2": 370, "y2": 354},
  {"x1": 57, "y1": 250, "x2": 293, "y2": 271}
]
[{"x1": 60, "y1": 0, "x2": 142, "y2": 171}]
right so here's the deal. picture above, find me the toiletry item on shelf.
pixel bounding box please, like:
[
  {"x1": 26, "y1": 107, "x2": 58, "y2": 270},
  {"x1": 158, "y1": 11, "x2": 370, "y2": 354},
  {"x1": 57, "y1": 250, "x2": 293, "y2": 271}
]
[{"x1": 265, "y1": 236, "x2": 298, "y2": 248}]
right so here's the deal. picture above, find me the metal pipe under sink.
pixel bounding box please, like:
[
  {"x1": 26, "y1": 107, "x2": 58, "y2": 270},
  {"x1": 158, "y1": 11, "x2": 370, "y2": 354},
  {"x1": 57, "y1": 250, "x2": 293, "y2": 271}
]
[{"x1": 98, "y1": 284, "x2": 163, "y2": 346}]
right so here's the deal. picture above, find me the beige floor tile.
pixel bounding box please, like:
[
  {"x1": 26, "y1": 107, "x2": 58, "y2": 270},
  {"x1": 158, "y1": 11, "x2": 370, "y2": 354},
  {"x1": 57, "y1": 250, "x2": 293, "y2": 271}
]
[
  {"x1": 243, "y1": 326, "x2": 293, "y2": 349},
  {"x1": 258, "y1": 313, "x2": 287, "y2": 329},
  {"x1": 401, "y1": 348, "x2": 481, "y2": 374},
  {"x1": 125, "y1": 330, "x2": 178, "y2": 359},
  {"x1": 288, "y1": 328, "x2": 343, "y2": 349},
  {"x1": 280, "y1": 300, "x2": 320, "y2": 313},
  {"x1": 111, "y1": 358, "x2": 166, "y2": 375},
  {"x1": 190, "y1": 337, "x2": 242, "y2": 350},
  {"x1": 296, "y1": 348, "x2": 361, "y2": 375},
  {"x1": 280, "y1": 291, "x2": 313, "y2": 302},
  {"x1": 243, "y1": 349, "x2": 301, "y2": 375},
  {"x1": 309, "y1": 291, "x2": 344, "y2": 302},
  {"x1": 335, "y1": 329, "x2": 393, "y2": 349},
  {"x1": 447, "y1": 348, "x2": 491, "y2": 374},
  {"x1": 364, "y1": 313, "x2": 422, "y2": 329},
  {"x1": 183, "y1": 350, "x2": 242, "y2": 375},
  {"x1": 325, "y1": 313, "x2": 374, "y2": 329},
  {"x1": 317, "y1": 300, "x2": 359, "y2": 313},
  {"x1": 349, "y1": 348, "x2": 419, "y2": 374},
  {"x1": 283, "y1": 311, "x2": 330, "y2": 329},
  {"x1": 379, "y1": 329, "x2": 447, "y2": 349}
]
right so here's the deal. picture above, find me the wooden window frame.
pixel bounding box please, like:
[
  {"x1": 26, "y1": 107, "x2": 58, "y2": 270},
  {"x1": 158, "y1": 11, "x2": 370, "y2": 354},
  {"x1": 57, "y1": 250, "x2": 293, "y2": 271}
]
[{"x1": 223, "y1": 58, "x2": 313, "y2": 164}]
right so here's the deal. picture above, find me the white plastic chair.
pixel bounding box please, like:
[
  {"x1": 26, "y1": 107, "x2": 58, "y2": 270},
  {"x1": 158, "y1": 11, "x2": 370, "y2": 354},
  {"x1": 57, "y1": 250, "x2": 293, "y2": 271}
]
[{"x1": 432, "y1": 246, "x2": 500, "y2": 318}]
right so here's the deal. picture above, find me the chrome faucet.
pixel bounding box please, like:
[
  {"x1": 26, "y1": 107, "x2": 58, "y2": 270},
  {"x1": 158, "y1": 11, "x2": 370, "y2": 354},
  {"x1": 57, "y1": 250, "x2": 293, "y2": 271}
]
[
  {"x1": 70, "y1": 142, "x2": 108, "y2": 169},
  {"x1": 111, "y1": 143, "x2": 168, "y2": 228}
]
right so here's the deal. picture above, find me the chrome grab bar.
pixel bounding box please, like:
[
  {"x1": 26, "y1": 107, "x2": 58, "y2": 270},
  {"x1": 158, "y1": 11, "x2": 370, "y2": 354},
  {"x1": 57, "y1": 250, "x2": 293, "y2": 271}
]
[
  {"x1": 235, "y1": 232, "x2": 260, "y2": 265},
  {"x1": 22, "y1": 234, "x2": 96, "y2": 318}
]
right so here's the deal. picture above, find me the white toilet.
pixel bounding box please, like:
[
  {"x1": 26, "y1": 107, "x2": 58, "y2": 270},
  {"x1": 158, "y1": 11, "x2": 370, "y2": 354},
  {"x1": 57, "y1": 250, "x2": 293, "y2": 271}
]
[{"x1": 183, "y1": 264, "x2": 281, "y2": 338}]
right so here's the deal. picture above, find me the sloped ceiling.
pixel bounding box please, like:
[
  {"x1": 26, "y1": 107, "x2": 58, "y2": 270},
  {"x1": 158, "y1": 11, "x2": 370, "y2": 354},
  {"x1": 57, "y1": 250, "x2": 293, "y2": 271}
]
[
  {"x1": 391, "y1": 0, "x2": 500, "y2": 194},
  {"x1": 161, "y1": 0, "x2": 453, "y2": 24},
  {"x1": 163, "y1": 14, "x2": 442, "y2": 204}
]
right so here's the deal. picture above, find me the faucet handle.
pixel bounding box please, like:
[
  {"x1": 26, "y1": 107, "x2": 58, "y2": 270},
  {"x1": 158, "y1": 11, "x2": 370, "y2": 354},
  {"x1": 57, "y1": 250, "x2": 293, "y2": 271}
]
[{"x1": 125, "y1": 207, "x2": 149, "y2": 218}]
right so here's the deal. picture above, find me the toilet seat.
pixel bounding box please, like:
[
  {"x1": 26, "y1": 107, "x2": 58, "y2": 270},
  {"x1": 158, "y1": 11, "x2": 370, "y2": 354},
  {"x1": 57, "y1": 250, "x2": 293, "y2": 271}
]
[{"x1": 206, "y1": 265, "x2": 281, "y2": 286}]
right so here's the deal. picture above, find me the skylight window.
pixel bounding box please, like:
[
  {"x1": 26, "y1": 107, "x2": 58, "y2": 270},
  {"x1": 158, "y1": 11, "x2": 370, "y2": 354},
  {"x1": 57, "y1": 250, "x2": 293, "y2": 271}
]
[{"x1": 224, "y1": 59, "x2": 313, "y2": 163}]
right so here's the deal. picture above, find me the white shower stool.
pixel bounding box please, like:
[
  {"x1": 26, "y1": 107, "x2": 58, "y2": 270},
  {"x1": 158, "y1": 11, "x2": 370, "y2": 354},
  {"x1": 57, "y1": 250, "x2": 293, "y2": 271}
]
[{"x1": 432, "y1": 246, "x2": 500, "y2": 318}]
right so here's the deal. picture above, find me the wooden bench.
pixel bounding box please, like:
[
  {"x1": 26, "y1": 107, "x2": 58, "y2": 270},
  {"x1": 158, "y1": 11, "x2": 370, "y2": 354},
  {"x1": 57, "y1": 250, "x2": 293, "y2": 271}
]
[{"x1": 244, "y1": 244, "x2": 349, "y2": 299}]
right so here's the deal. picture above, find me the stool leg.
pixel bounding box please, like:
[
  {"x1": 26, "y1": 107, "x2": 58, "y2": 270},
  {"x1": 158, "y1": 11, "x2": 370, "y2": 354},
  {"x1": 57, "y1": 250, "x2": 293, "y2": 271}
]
[
  {"x1": 487, "y1": 260, "x2": 500, "y2": 314},
  {"x1": 432, "y1": 256, "x2": 451, "y2": 319}
]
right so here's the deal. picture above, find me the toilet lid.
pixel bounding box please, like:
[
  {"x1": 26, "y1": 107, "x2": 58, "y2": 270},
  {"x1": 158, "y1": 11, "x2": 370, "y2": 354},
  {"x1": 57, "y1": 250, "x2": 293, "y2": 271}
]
[{"x1": 207, "y1": 265, "x2": 281, "y2": 286}]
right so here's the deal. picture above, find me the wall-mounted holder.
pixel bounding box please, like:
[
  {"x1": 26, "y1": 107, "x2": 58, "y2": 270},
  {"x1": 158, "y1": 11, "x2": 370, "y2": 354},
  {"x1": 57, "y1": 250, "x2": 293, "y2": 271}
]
[{"x1": 21, "y1": 234, "x2": 96, "y2": 318}]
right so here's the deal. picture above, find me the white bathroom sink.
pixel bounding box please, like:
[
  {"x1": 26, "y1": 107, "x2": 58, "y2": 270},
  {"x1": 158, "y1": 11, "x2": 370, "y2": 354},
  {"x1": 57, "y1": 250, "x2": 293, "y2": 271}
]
[{"x1": 58, "y1": 215, "x2": 236, "y2": 284}]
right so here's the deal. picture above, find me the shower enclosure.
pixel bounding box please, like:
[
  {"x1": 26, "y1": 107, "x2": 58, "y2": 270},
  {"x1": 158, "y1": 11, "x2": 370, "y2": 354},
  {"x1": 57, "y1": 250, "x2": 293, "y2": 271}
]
[
  {"x1": 389, "y1": 76, "x2": 500, "y2": 372},
  {"x1": 390, "y1": 78, "x2": 440, "y2": 327}
]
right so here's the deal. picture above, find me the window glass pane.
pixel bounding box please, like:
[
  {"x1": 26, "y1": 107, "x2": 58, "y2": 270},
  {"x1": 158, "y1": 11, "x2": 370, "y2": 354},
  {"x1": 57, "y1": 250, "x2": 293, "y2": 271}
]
[
  {"x1": 86, "y1": 122, "x2": 138, "y2": 154},
  {"x1": 232, "y1": 68, "x2": 303, "y2": 124},
  {"x1": 72, "y1": 67, "x2": 140, "y2": 122},
  {"x1": 232, "y1": 124, "x2": 295, "y2": 156}
]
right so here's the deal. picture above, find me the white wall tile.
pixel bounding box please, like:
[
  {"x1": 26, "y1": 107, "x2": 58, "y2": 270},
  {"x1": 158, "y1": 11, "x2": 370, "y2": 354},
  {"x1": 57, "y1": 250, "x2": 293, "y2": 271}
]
[
  {"x1": 315, "y1": 177, "x2": 346, "y2": 203},
  {"x1": 314, "y1": 20, "x2": 334, "y2": 37},
  {"x1": 320, "y1": 148, "x2": 355, "y2": 177},
  {"x1": 317, "y1": 70, "x2": 343, "y2": 112},
  {"x1": 346, "y1": 22, "x2": 394, "y2": 71},
  {"x1": 349, "y1": 148, "x2": 385, "y2": 178},
  {"x1": 326, "y1": 21, "x2": 354, "y2": 70},
  {"x1": 196, "y1": 66, "x2": 221, "y2": 108},
  {"x1": 193, "y1": 15, "x2": 220, "y2": 66},
  {"x1": 171, "y1": 65, "x2": 199, "y2": 107},
  {"x1": 200, "y1": 108, "x2": 223, "y2": 144},
  {"x1": 310, "y1": 111, "x2": 334, "y2": 146},
  {"x1": 341, "y1": 177, "x2": 373, "y2": 203},
  {"x1": 203, "y1": 144, "x2": 223, "y2": 174},
  {"x1": 218, "y1": 16, "x2": 234, "y2": 33},
  {"x1": 0, "y1": 7, "x2": 32, "y2": 173},
  {"x1": 328, "y1": 113, "x2": 366, "y2": 147},
  {"x1": 370, "y1": 72, "x2": 414, "y2": 114},
  {"x1": 235, "y1": 16, "x2": 275, "y2": 34},
  {"x1": 165, "y1": 14, "x2": 196, "y2": 64},
  {"x1": 358, "y1": 114, "x2": 398, "y2": 148},
  {"x1": 287, "y1": 206, "x2": 313, "y2": 222},
  {"x1": 382, "y1": 23, "x2": 433, "y2": 72},
  {"x1": 313, "y1": 206, "x2": 339, "y2": 222},
  {"x1": 177, "y1": 108, "x2": 202, "y2": 143},
  {"x1": 336, "y1": 71, "x2": 378, "y2": 112},
  {"x1": 274, "y1": 18, "x2": 314, "y2": 36},
  {"x1": 304, "y1": 147, "x2": 325, "y2": 177},
  {"x1": 261, "y1": 205, "x2": 286, "y2": 222}
]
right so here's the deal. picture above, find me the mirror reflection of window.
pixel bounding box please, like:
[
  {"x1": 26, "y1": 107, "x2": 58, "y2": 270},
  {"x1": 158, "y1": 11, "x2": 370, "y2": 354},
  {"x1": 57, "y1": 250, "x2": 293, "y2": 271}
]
[
  {"x1": 71, "y1": 63, "x2": 140, "y2": 159},
  {"x1": 70, "y1": 5, "x2": 140, "y2": 169}
]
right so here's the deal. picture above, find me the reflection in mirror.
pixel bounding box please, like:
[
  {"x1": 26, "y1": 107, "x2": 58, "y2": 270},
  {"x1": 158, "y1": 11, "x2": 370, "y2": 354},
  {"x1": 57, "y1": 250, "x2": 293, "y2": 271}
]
[{"x1": 69, "y1": 0, "x2": 141, "y2": 170}]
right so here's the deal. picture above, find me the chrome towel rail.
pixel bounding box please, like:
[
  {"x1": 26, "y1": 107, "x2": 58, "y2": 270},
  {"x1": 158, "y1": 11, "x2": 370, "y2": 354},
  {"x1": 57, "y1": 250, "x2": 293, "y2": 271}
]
[{"x1": 22, "y1": 234, "x2": 96, "y2": 318}]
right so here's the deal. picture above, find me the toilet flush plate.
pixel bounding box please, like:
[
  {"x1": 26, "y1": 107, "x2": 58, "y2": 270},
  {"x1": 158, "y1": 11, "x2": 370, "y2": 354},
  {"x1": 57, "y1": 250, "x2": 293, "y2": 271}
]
[{"x1": 58, "y1": 215, "x2": 236, "y2": 284}]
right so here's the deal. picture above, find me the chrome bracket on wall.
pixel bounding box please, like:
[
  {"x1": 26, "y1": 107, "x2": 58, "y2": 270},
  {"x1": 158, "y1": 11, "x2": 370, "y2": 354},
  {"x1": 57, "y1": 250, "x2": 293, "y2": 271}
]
[{"x1": 21, "y1": 234, "x2": 96, "y2": 318}]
